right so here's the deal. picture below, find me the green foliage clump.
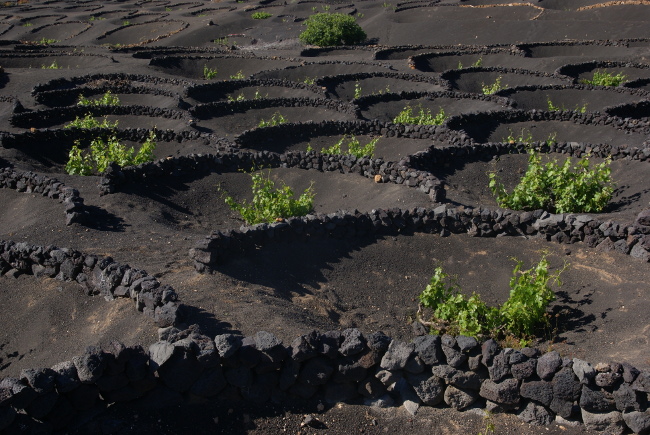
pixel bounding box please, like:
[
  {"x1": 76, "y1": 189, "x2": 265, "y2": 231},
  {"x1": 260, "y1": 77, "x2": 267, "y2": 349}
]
[
  {"x1": 224, "y1": 170, "x2": 315, "y2": 224},
  {"x1": 41, "y1": 61, "x2": 60, "y2": 69},
  {"x1": 393, "y1": 104, "x2": 446, "y2": 125},
  {"x1": 203, "y1": 65, "x2": 218, "y2": 80},
  {"x1": 318, "y1": 135, "x2": 379, "y2": 158},
  {"x1": 251, "y1": 11, "x2": 272, "y2": 19},
  {"x1": 547, "y1": 97, "x2": 587, "y2": 113},
  {"x1": 299, "y1": 13, "x2": 366, "y2": 47},
  {"x1": 230, "y1": 70, "x2": 245, "y2": 80},
  {"x1": 258, "y1": 112, "x2": 286, "y2": 127},
  {"x1": 481, "y1": 76, "x2": 505, "y2": 95},
  {"x1": 65, "y1": 131, "x2": 157, "y2": 175},
  {"x1": 489, "y1": 150, "x2": 614, "y2": 213},
  {"x1": 77, "y1": 91, "x2": 120, "y2": 107},
  {"x1": 64, "y1": 114, "x2": 119, "y2": 130},
  {"x1": 580, "y1": 70, "x2": 627, "y2": 87},
  {"x1": 418, "y1": 255, "x2": 566, "y2": 340}
]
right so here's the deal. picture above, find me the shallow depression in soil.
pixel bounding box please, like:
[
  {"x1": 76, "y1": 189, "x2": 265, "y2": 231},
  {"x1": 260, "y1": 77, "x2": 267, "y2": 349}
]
[{"x1": 192, "y1": 232, "x2": 650, "y2": 370}]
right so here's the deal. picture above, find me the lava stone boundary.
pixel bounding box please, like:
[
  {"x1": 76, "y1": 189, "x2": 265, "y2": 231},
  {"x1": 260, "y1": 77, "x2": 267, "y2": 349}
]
[
  {"x1": 95, "y1": 20, "x2": 190, "y2": 48},
  {"x1": 374, "y1": 44, "x2": 519, "y2": 61},
  {"x1": 33, "y1": 81, "x2": 184, "y2": 107},
  {"x1": 496, "y1": 83, "x2": 650, "y2": 103},
  {"x1": 354, "y1": 89, "x2": 513, "y2": 112},
  {"x1": 185, "y1": 78, "x2": 325, "y2": 103},
  {"x1": 556, "y1": 61, "x2": 650, "y2": 85},
  {"x1": 445, "y1": 109, "x2": 650, "y2": 146},
  {"x1": 0, "y1": 52, "x2": 114, "y2": 68},
  {"x1": 23, "y1": 20, "x2": 92, "y2": 42},
  {"x1": 2, "y1": 312, "x2": 649, "y2": 433},
  {"x1": 189, "y1": 96, "x2": 358, "y2": 119},
  {"x1": 147, "y1": 52, "x2": 302, "y2": 71},
  {"x1": 10, "y1": 105, "x2": 192, "y2": 129},
  {"x1": 0, "y1": 240, "x2": 182, "y2": 327},
  {"x1": 251, "y1": 59, "x2": 395, "y2": 80},
  {"x1": 31, "y1": 73, "x2": 194, "y2": 95},
  {"x1": 408, "y1": 47, "x2": 526, "y2": 72},
  {"x1": 317, "y1": 71, "x2": 445, "y2": 90},
  {"x1": 299, "y1": 46, "x2": 379, "y2": 58},
  {"x1": 95, "y1": 117, "x2": 451, "y2": 198},
  {"x1": 440, "y1": 66, "x2": 573, "y2": 87},
  {"x1": 607, "y1": 100, "x2": 650, "y2": 119},
  {"x1": 0, "y1": 126, "x2": 219, "y2": 154},
  {"x1": 0, "y1": 165, "x2": 85, "y2": 225},
  {"x1": 517, "y1": 39, "x2": 643, "y2": 56},
  {"x1": 189, "y1": 205, "x2": 650, "y2": 274}
]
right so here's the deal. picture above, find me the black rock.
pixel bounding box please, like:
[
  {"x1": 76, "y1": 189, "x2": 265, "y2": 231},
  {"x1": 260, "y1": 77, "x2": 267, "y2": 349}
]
[
  {"x1": 380, "y1": 340, "x2": 414, "y2": 370},
  {"x1": 299, "y1": 357, "x2": 334, "y2": 386},
  {"x1": 413, "y1": 335, "x2": 443, "y2": 366},
  {"x1": 537, "y1": 351, "x2": 562, "y2": 380},
  {"x1": 479, "y1": 378, "x2": 520, "y2": 406},
  {"x1": 520, "y1": 381, "x2": 553, "y2": 407}
]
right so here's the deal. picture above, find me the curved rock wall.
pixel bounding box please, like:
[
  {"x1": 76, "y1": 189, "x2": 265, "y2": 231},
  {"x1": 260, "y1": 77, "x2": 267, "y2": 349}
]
[{"x1": 1, "y1": 323, "x2": 648, "y2": 434}]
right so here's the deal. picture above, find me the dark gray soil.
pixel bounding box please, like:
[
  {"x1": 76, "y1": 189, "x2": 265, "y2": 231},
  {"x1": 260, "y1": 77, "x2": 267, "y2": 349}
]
[{"x1": 0, "y1": 1, "x2": 649, "y2": 434}]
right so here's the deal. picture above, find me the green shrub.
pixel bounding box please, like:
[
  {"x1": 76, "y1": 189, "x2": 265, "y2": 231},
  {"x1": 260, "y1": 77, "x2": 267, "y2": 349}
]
[
  {"x1": 299, "y1": 13, "x2": 366, "y2": 47},
  {"x1": 65, "y1": 131, "x2": 156, "y2": 175},
  {"x1": 203, "y1": 65, "x2": 218, "y2": 80},
  {"x1": 251, "y1": 11, "x2": 272, "y2": 19},
  {"x1": 547, "y1": 97, "x2": 588, "y2": 113},
  {"x1": 481, "y1": 76, "x2": 505, "y2": 95},
  {"x1": 393, "y1": 104, "x2": 446, "y2": 125},
  {"x1": 488, "y1": 150, "x2": 614, "y2": 213},
  {"x1": 77, "y1": 91, "x2": 120, "y2": 107},
  {"x1": 41, "y1": 61, "x2": 60, "y2": 69},
  {"x1": 418, "y1": 255, "x2": 566, "y2": 340},
  {"x1": 580, "y1": 70, "x2": 627, "y2": 87},
  {"x1": 354, "y1": 81, "x2": 362, "y2": 99},
  {"x1": 319, "y1": 135, "x2": 379, "y2": 158},
  {"x1": 258, "y1": 112, "x2": 286, "y2": 127},
  {"x1": 224, "y1": 170, "x2": 315, "y2": 224},
  {"x1": 230, "y1": 70, "x2": 245, "y2": 80},
  {"x1": 64, "y1": 114, "x2": 119, "y2": 130}
]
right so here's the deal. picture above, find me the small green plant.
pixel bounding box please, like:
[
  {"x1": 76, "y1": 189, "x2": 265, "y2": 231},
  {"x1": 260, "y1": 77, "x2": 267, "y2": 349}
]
[
  {"x1": 489, "y1": 150, "x2": 614, "y2": 213},
  {"x1": 227, "y1": 93, "x2": 245, "y2": 102},
  {"x1": 481, "y1": 76, "x2": 505, "y2": 95},
  {"x1": 64, "y1": 114, "x2": 119, "y2": 130},
  {"x1": 580, "y1": 69, "x2": 627, "y2": 87},
  {"x1": 251, "y1": 11, "x2": 272, "y2": 19},
  {"x1": 122, "y1": 20, "x2": 131, "y2": 26},
  {"x1": 504, "y1": 128, "x2": 533, "y2": 145},
  {"x1": 258, "y1": 112, "x2": 286, "y2": 127},
  {"x1": 393, "y1": 104, "x2": 446, "y2": 125},
  {"x1": 65, "y1": 131, "x2": 156, "y2": 175},
  {"x1": 224, "y1": 170, "x2": 315, "y2": 224},
  {"x1": 547, "y1": 97, "x2": 588, "y2": 113},
  {"x1": 478, "y1": 411, "x2": 496, "y2": 435},
  {"x1": 356, "y1": 12, "x2": 364, "y2": 18},
  {"x1": 320, "y1": 135, "x2": 379, "y2": 158},
  {"x1": 321, "y1": 4, "x2": 330, "y2": 11},
  {"x1": 299, "y1": 12, "x2": 366, "y2": 47},
  {"x1": 89, "y1": 16, "x2": 105, "y2": 21},
  {"x1": 22, "y1": 22, "x2": 32, "y2": 26},
  {"x1": 213, "y1": 37, "x2": 230, "y2": 45},
  {"x1": 165, "y1": 7, "x2": 172, "y2": 11},
  {"x1": 230, "y1": 70, "x2": 245, "y2": 80},
  {"x1": 382, "y1": 1, "x2": 392, "y2": 7},
  {"x1": 77, "y1": 90, "x2": 120, "y2": 107},
  {"x1": 41, "y1": 61, "x2": 60, "y2": 69},
  {"x1": 303, "y1": 76, "x2": 316, "y2": 85},
  {"x1": 203, "y1": 65, "x2": 218, "y2": 80},
  {"x1": 37, "y1": 38, "x2": 58, "y2": 45},
  {"x1": 353, "y1": 80, "x2": 362, "y2": 99},
  {"x1": 418, "y1": 254, "x2": 566, "y2": 340},
  {"x1": 459, "y1": 57, "x2": 483, "y2": 69}
]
